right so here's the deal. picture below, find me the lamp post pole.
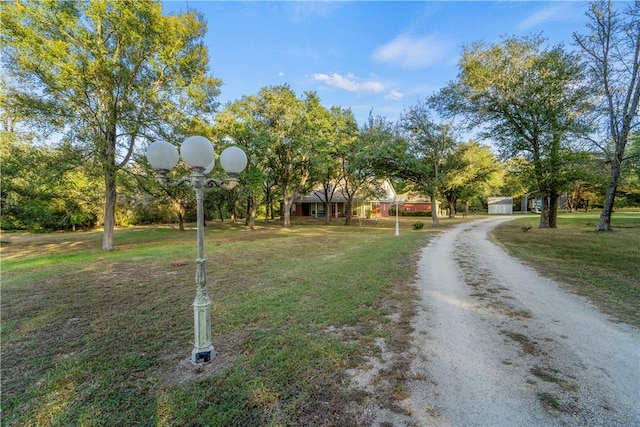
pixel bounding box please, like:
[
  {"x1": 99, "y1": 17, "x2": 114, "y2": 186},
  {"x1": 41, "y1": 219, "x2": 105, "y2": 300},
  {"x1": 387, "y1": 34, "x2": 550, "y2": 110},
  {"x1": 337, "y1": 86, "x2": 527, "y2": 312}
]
[
  {"x1": 146, "y1": 137, "x2": 247, "y2": 364},
  {"x1": 192, "y1": 169, "x2": 213, "y2": 363},
  {"x1": 395, "y1": 198, "x2": 400, "y2": 236}
]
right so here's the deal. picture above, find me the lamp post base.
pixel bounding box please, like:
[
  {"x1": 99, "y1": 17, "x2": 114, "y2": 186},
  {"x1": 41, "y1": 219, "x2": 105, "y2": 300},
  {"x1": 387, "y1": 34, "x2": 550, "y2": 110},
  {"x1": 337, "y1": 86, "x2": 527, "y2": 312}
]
[
  {"x1": 191, "y1": 345, "x2": 215, "y2": 365},
  {"x1": 192, "y1": 283, "x2": 214, "y2": 365}
]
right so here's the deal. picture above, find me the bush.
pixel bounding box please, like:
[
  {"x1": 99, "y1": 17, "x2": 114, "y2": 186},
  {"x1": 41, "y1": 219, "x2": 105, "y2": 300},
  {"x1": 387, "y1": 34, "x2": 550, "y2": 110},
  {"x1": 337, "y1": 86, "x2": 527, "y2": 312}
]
[
  {"x1": 401, "y1": 211, "x2": 432, "y2": 217},
  {"x1": 412, "y1": 221, "x2": 424, "y2": 230},
  {"x1": 616, "y1": 193, "x2": 640, "y2": 208}
]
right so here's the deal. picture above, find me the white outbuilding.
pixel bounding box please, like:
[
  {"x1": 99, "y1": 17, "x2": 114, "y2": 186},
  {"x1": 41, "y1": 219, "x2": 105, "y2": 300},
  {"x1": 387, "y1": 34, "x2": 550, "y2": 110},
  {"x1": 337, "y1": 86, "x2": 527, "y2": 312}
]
[{"x1": 488, "y1": 197, "x2": 513, "y2": 214}]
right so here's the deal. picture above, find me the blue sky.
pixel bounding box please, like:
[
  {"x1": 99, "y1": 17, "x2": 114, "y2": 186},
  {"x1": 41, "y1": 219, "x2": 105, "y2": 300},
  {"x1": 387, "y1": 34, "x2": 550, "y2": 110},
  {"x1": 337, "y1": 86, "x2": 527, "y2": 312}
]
[{"x1": 161, "y1": 1, "x2": 597, "y2": 127}]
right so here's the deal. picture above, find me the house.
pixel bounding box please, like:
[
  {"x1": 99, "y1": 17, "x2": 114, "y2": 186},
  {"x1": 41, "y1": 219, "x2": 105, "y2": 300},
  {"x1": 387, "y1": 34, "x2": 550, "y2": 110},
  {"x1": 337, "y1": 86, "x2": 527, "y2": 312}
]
[
  {"x1": 395, "y1": 191, "x2": 441, "y2": 215},
  {"x1": 287, "y1": 182, "x2": 441, "y2": 218},
  {"x1": 287, "y1": 180, "x2": 397, "y2": 218}
]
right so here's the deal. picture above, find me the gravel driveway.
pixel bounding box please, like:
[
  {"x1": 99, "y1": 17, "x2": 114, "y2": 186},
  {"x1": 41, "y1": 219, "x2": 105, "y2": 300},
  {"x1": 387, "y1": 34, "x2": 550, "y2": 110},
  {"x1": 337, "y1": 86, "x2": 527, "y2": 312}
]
[{"x1": 374, "y1": 217, "x2": 639, "y2": 426}]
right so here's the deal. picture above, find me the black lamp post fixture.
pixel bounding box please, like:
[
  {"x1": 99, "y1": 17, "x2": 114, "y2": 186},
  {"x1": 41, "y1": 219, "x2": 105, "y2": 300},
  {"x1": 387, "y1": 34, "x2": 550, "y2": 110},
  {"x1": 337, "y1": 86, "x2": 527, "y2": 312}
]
[{"x1": 146, "y1": 136, "x2": 247, "y2": 364}]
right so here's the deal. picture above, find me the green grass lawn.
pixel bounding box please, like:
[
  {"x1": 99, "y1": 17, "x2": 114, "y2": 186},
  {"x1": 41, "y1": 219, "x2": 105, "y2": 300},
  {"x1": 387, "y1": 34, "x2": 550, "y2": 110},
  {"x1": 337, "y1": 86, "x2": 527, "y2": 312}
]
[
  {"x1": 490, "y1": 211, "x2": 640, "y2": 327},
  {"x1": 1, "y1": 217, "x2": 442, "y2": 426},
  {"x1": 3, "y1": 212, "x2": 638, "y2": 426}
]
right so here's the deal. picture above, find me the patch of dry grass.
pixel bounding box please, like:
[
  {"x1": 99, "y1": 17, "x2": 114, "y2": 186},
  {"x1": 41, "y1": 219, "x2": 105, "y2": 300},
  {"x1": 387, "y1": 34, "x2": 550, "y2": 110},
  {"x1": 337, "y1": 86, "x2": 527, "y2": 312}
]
[{"x1": 1, "y1": 217, "x2": 444, "y2": 426}]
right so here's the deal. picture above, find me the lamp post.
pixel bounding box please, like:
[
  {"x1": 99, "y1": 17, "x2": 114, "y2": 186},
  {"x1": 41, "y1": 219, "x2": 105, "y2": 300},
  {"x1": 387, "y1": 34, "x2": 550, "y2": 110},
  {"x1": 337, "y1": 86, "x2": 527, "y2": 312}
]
[
  {"x1": 146, "y1": 136, "x2": 247, "y2": 364},
  {"x1": 394, "y1": 196, "x2": 405, "y2": 236},
  {"x1": 394, "y1": 196, "x2": 400, "y2": 236}
]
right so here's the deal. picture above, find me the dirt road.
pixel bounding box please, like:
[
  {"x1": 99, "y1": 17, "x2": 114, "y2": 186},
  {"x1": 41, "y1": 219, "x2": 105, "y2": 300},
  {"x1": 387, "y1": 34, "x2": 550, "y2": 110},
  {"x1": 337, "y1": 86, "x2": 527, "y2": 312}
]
[{"x1": 375, "y1": 217, "x2": 639, "y2": 426}]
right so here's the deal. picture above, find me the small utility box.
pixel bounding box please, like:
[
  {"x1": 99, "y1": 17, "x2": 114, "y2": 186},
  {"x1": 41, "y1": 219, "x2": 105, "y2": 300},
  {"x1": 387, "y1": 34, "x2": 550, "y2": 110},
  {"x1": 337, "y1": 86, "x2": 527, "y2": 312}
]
[{"x1": 488, "y1": 197, "x2": 513, "y2": 214}]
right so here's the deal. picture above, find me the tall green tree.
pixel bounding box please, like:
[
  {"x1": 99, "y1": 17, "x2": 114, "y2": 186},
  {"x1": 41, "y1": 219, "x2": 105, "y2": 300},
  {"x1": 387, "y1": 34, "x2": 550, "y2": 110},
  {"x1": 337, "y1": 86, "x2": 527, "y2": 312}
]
[
  {"x1": 1, "y1": 0, "x2": 220, "y2": 249},
  {"x1": 574, "y1": 0, "x2": 640, "y2": 230},
  {"x1": 440, "y1": 141, "x2": 503, "y2": 218},
  {"x1": 399, "y1": 100, "x2": 457, "y2": 226},
  {"x1": 310, "y1": 106, "x2": 359, "y2": 224},
  {"x1": 342, "y1": 113, "x2": 393, "y2": 225},
  {"x1": 247, "y1": 85, "x2": 320, "y2": 228},
  {"x1": 214, "y1": 100, "x2": 264, "y2": 230},
  {"x1": 0, "y1": 138, "x2": 102, "y2": 231},
  {"x1": 629, "y1": 132, "x2": 640, "y2": 185},
  {"x1": 615, "y1": 131, "x2": 640, "y2": 207},
  {"x1": 440, "y1": 36, "x2": 590, "y2": 228},
  {"x1": 305, "y1": 96, "x2": 338, "y2": 224}
]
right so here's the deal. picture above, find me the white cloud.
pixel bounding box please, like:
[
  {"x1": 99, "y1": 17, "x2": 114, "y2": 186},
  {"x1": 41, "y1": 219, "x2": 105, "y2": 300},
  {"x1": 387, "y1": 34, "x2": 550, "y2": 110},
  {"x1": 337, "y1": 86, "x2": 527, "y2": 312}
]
[
  {"x1": 313, "y1": 72, "x2": 384, "y2": 93},
  {"x1": 385, "y1": 90, "x2": 404, "y2": 100},
  {"x1": 518, "y1": 6, "x2": 568, "y2": 30},
  {"x1": 278, "y1": 71, "x2": 285, "y2": 77},
  {"x1": 372, "y1": 34, "x2": 449, "y2": 69}
]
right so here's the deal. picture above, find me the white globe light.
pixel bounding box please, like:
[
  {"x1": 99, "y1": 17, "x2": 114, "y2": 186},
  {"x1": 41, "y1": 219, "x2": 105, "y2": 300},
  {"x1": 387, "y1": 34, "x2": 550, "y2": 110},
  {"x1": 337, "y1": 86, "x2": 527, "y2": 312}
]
[
  {"x1": 146, "y1": 140, "x2": 179, "y2": 171},
  {"x1": 219, "y1": 146, "x2": 248, "y2": 174},
  {"x1": 181, "y1": 136, "x2": 215, "y2": 169},
  {"x1": 203, "y1": 161, "x2": 214, "y2": 175}
]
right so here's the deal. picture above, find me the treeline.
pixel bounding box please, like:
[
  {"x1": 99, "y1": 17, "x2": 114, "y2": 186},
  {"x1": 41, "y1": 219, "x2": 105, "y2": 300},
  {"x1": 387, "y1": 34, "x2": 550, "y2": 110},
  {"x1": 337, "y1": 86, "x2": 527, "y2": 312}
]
[
  {"x1": 1, "y1": 1, "x2": 638, "y2": 246},
  {"x1": 2, "y1": 90, "x2": 637, "y2": 233}
]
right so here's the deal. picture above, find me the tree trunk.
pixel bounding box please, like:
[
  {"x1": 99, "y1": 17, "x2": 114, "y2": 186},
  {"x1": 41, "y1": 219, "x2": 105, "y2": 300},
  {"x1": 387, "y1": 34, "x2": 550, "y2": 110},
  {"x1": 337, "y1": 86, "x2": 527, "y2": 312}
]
[
  {"x1": 264, "y1": 186, "x2": 272, "y2": 221},
  {"x1": 282, "y1": 184, "x2": 292, "y2": 228},
  {"x1": 102, "y1": 160, "x2": 116, "y2": 251},
  {"x1": 283, "y1": 198, "x2": 292, "y2": 227},
  {"x1": 430, "y1": 194, "x2": 439, "y2": 226},
  {"x1": 539, "y1": 195, "x2": 550, "y2": 228},
  {"x1": 245, "y1": 196, "x2": 251, "y2": 227},
  {"x1": 100, "y1": 123, "x2": 119, "y2": 251},
  {"x1": 344, "y1": 201, "x2": 352, "y2": 225},
  {"x1": 216, "y1": 202, "x2": 224, "y2": 222},
  {"x1": 538, "y1": 191, "x2": 560, "y2": 228},
  {"x1": 432, "y1": 163, "x2": 440, "y2": 226},
  {"x1": 448, "y1": 196, "x2": 457, "y2": 219},
  {"x1": 178, "y1": 212, "x2": 185, "y2": 231},
  {"x1": 549, "y1": 192, "x2": 559, "y2": 228},
  {"x1": 324, "y1": 201, "x2": 331, "y2": 224},
  {"x1": 597, "y1": 159, "x2": 621, "y2": 231},
  {"x1": 247, "y1": 194, "x2": 256, "y2": 231}
]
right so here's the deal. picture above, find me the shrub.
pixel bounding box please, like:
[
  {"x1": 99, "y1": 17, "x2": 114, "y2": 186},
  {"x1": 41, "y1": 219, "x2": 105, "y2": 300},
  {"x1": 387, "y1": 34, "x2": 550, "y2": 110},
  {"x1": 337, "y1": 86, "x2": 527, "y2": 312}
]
[
  {"x1": 412, "y1": 221, "x2": 424, "y2": 230},
  {"x1": 401, "y1": 211, "x2": 432, "y2": 217}
]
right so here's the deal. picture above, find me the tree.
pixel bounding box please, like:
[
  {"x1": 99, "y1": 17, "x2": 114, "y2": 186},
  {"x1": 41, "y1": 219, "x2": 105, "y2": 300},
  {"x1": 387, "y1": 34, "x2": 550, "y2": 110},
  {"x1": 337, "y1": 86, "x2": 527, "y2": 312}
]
[
  {"x1": 247, "y1": 85, "x2": 322, "y2": 228},
  {"x1": 574, "y1": 0, "x2": 640, "y2": 230},
  {"x1": 559, "y1": 152, "x2": 607, "y2": 212},
  {"x1": 217, "y1": 96, "x2": 279, "y2": 222},
  {"x1": 306, "y1": 106, "x2": 359, "y2": 224},
  {"x1": 305, "y1": 97, "x2": 338, "y2": 224},
  {"x1": 0, "y1": 138, "x2": 102, "y2": 231},
  {"x1": 135, "y1": 160, "x2": 195, "y2": 230},
  {"x1": 117, "y1": 162, "x2": 188, "y2": 227},
  {"x1": 399, "y1": 100, "x2": 457, "y2": 226},
  {"x1": 214, "y1": 100, "x2": 264, "y2": 230},
  {"x1": 441, "y1": 36, "x2": 591, "y2": 228},
  {"x1": 499, "y1": 157, "x2": 536, "y2": 211},
  {"x1": 440, "y1": 141, "x2": 503, "y2": 218},
  {"x1": 1, "y1": 0, "x2": 220, "y2": 249},
  {"x1": 615, "y1": 131, "x2": 640, "y2": 207},
  {"x1": 342, "y1": 113, "x2": 392, "y2": 225}
]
